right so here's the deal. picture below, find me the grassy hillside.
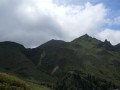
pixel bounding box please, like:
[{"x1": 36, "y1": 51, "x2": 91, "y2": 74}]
[
  {"x1": 0, "y1": 72, "x2": 52, "y2": 90},
  {"x1": 0, "y1": 72, "x2": 29, "y2": 90}
]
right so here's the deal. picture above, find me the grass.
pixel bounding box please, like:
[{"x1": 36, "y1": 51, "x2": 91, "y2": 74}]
[
  {"x1": 0, "y1": 72, "x2": 52, "y2": 90},
  {"x1": 28, "y1": 82, "x2": 52, "y2": 90},
  {"x1": 0, "y1": 72, "x2": 30, "y2": 90}
]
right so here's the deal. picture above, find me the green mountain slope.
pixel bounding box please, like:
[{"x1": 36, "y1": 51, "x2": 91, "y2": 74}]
[
  {"x1": 0, "y1": 34, "x2": 120, "y2": 89},
  {"x1": 0, "y1": 41, "x2": 55, "y2": 83},
  {"x1": 31, "y1": 34, "x2": 120, "y2": 87}
]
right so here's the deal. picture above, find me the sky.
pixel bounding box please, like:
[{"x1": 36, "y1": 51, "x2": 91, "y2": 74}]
[{"x1": 0, "y1": 0, "x2": 120, "y2": 47}]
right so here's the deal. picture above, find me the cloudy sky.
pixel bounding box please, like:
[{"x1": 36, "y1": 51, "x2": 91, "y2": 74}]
[{"x1": 0, "y1": 0, "x2": 120, "y2": 47}]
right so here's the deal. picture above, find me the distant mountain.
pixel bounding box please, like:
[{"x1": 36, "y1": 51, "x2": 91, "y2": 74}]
[{"x1": 0, "y1": 34, "x2": 120, "y2": 89}]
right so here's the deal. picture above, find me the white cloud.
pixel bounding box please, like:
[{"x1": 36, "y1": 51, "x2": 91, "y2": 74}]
[
  {"x1": 17, "y1": 0, "x2": 107, "y2": 39},
  {"x1": 0, "y1": 0, "x2": 108, "y2": 47},
  {"x1": 97, "y1": 29, "x2": 120, "y2": 45}
]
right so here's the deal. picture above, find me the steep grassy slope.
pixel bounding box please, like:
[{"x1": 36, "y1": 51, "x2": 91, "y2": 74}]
[
  {"x1": 0, "y1": 72, "x2": 52, "y2": 90},
  {"x1": 0, "y1": 72, "x2": 30, "y2": 90}
]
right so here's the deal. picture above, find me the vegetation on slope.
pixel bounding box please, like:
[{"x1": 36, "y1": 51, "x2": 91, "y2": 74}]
[
  {"x1": 0, "y1": 41, "x2": 56, "y2": 83},
  {"x1": 0, "y1": 72, "x2": 53, "y2": 90},
  {"x1": 0, "y1": 72, "x2": 30, "y2": 90},
  {"x1": 30, "y1": 34, "x2": 120, "y2": 87},
  {"x1": 55, "y1": 71, "x2": 119, "y2": 90}
]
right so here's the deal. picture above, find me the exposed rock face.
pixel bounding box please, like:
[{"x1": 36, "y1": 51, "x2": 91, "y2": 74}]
[
  {"x1": 38, "y1": 51, "x2": 46, "y2": 66},
  {"x1": 51, "y1": 66, "x2": 59, "y2": 75}
]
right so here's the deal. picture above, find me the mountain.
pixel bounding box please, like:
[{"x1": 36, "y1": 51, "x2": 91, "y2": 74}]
[
  {"x1": 0, "y1": 34, "x2": 120, "y2": 89},
  {"x1": 0, "y1": 41, "x2": 55, "y2": 83}
]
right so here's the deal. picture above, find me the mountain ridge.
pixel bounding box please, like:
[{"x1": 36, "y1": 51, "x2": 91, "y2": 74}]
[
  {"x1": 0, "y1": 34, "x2": 120, "y2": 89},
  {"x1": 0, "y1": 34, "x2": 119, "y2": 48}
]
